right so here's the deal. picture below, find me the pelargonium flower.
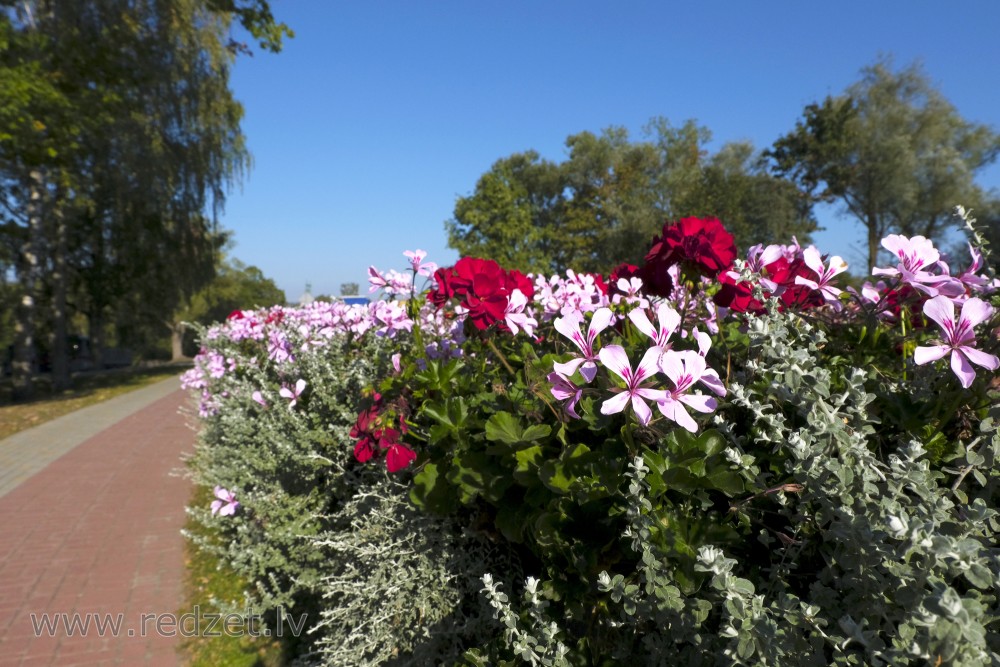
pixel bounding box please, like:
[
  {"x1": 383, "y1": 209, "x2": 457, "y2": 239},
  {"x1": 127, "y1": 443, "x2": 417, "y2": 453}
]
[
  {"x1": 384, "y1": 442, "x2": 417, "y2": 473},
  {"x1": 873, "y1": 234, "x2": 958, "y2": 296},
  {"x1": 533, "y1": 269, "x2": 610, "y2": 319},
  {"x1": 210, "y1": 486, "x2": 240, "y2": 516},
  {"x1": 598, "y1": 345, "x2": 667, "y2": 426},
  {"x1": 403, "y1": 249, "x2": 438, "y2": 277},
  {"x1": 611, "y1": 277, "x2": 649, "y2": 309},
  {"x1": 794, "y1": 246, "x2": 848, "y2": 304},
  {"x1": 724, "y1": 244, "x2": 784, "y2": 292},
  {"x1": 279, "y1": 379, "x2": 306, "y2": 409},
  {"x1": 553, "y1": 307, "x2": 614, "y2": 383},
  {"x1": 547, "y1": 371, "x2": 583, "y2": 419},
  {"x1": 642, "y1": 217, "x2": 737, "y2": 287},
  {"x1": 503, "y1": 289, "x2": 538, "y2": 337},
  {"x1": 267, "y1": 330, "x2": 293, "y2": 364},
  {"x1": 656, "y1": 350, "x2": 722, "y2": 432},
  {"x1": 628, "y1": 303, "x2": 681, "y2": 351},
  {"x1": 913, "y1": 296, "x2": 998, "y2": 388},
  {"x1": 427, "y1": 257, "x2": 534, "y2": 330}
]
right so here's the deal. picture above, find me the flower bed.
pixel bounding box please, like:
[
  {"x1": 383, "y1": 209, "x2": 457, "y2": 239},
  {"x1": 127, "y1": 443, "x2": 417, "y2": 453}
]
[{"x1": 183, "y1": 208, "x2": 1000, "y2": 666}]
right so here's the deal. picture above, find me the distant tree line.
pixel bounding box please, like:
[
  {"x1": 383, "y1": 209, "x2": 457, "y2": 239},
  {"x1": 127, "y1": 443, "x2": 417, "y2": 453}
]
[
  {"x1": 448, "y1": 59, "x2": 1000, "y2": 277},
  {"x1": 0, "y1": 0, "x2": 289, "y2": 400}
]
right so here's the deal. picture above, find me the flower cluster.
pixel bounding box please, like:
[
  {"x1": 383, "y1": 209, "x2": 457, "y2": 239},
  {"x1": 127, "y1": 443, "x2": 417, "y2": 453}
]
[
  {"x1": 547, "y1": 305, "x2": 725, "y2": 432},
  {"x1": 428, "y1": 257, "x2": 535, "y2": 331},
  {"x1": 350, "y1": 394, "x2": 417, "y2": 473},
  {"x1": 640, "y1": 216, "x2": 737, "y2": 295}
]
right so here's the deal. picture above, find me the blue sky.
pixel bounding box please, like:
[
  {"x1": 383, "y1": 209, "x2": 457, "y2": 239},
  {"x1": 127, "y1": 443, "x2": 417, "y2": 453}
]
[{"x1": 220, "y1": 1, "x2": 1000, "y2": 302}]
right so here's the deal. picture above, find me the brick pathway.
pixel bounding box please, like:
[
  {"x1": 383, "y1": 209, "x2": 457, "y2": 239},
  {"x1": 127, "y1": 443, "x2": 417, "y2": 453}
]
[{"x1": 0, "y1": 383, "x2": 194, "y2": 666}]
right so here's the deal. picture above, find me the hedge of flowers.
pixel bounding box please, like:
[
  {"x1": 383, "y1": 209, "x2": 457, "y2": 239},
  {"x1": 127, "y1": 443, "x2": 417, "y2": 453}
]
[{"x1": 183, "y1": 206, "x2": 1000, "y2": 666}]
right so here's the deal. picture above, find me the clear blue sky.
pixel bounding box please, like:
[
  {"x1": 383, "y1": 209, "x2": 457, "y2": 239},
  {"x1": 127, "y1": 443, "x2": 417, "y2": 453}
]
[{"x1": 220, "y1": 1, "x2": 1000, "y2": 302}]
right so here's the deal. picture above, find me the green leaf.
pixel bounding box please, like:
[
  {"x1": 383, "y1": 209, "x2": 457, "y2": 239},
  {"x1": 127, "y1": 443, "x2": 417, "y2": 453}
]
[
  {"x1": 485, "y1": 411, "x2": 551, "y2": 446},
  {"x1": 485, "y1": 411, "x2": 524, "y2": 444},
  {"x1": 706, "y1": 469, "x2": 745, "y2": 496},
  {"x1": 513, "y1": 445, "x2": 544, "y2": 486},
  {"x1": 423, "y1": 397, "x2": 468, "y2": 429},
  {"x1": 410, "y1": 463, "x2": 455, "y2": 512}
]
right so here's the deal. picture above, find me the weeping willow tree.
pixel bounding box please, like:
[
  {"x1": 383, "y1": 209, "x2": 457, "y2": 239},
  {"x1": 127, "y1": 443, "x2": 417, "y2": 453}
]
[{"x1": 0, "y1": 0, "x2": 282, "y2": 397}]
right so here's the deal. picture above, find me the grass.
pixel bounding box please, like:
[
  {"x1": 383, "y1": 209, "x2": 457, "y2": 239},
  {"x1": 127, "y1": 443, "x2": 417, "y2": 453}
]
[
  {"x1": 180, "y1": 485, "x2": 288, "y2": 667},
  {"x1": 0, "y1": 365, "x2": 187, "y2": 440}
]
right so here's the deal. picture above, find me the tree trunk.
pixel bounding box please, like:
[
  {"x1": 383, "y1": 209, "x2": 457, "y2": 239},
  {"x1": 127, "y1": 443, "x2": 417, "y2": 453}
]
[
  {"x1": 11, "y1": 169, "x2": 44, "y2": 401},
  {"x1": 89, "y1": 307, "x2": 105, "y2": 370},
  {"x1": 50, "y1": 197, "x2": 70, "y2": 391},
  {"x1": 867, "y1": 213, "x2": 879, "y2": 276},
  {"x1": 170, "y1": 322, "x2": 187, "y2": 362}
]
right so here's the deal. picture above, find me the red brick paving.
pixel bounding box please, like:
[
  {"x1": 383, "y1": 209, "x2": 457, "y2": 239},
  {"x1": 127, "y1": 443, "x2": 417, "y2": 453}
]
[{"x1": 0, "y1": 390, "x2": 193, "y2": 666}]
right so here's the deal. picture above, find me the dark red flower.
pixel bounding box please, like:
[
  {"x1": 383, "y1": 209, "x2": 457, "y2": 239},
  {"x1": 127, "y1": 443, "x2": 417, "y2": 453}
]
[
  {"x1": 644, "y1": 217, "x2": 737, "y2": 280},
  {"x1": 635, "y1": 262, "x2": 674, "y2": 299},
  {"x1": 427, "y1": 257, "x2": 535, "y2": 331},
  {"x1": 714, "y1": 271, "x2": 765, "y2": 313},
  {"x1": 384, "y1": 443, "x2": 417, "y2": 472},
  {"x1": 427, "y1": 267, "x2": 456, "y2": 308}
]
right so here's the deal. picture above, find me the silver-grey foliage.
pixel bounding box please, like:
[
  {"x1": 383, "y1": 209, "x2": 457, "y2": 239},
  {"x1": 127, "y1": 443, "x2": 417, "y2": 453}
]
[{"x1": 482, "y1": 302, "x2": 1000, "y2": 665}]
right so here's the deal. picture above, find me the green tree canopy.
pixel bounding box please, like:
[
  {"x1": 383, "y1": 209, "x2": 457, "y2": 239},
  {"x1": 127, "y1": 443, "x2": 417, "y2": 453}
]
[
  {"x1": 0, "y1": 0, "x2": 286, "y2": 397},
  {"x1": 447, "y1": 118, "x2": 816, "y2": 275},
  {"x1": 769, "y1": 58, "x2": 1000, "y2": 272}
]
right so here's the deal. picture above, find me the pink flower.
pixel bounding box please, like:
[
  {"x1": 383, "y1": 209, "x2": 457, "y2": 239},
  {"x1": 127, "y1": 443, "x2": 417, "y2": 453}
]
[
  {"x1": 279, "y1": 379, "x2": 307, "y2": 409},
  {"x1": 404, "y1": 249, "x2": 438, "y2": 277},
  {"x1": 794, "y1": 246, "x2": 848, "y2": 304},
  {"x1": 725, "y1": 244, "x2": 784, "y2": 292},
  {"x1": 368, "y1": 266, "x2": 389, "y2": 293},
  {"x1": 553, "y1": 307, "x2": 614, "y2": 383},
  {"x1": 656, "y1": 350, "x2": 722, "y2": 432},
  {"x1": 504, "y1": 289, "x2": 538, "y2": 337},
  {"x1": 873, "y1": 234, "x2": 956, "y2": 296},
  {"x1": 611, "y1": 277, "x2": 649, "y2": 309},
  {"x1": 210, "y1": 486, "x2": 240, "y2": 516},
  {"x1": 628, "y1": 303, "x2": 681, "y2": 351},
  {"x1": 251, "y1": 390, "x2": 268, "y2": 407},
  {"x1": 598, "y1": 345, "x2": 667, "y2": 426},
  {"x1": 913, "y1": 296, "x2": 998, "y2": 388},
  {"x1": 547, "y1": 371, "x2": 583, "y2": 419}
]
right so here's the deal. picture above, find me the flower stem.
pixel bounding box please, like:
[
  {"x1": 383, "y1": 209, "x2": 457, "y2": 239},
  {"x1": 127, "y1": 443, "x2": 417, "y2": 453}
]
[{"x1": 486, "y1": 336, "x2": 516, "y2": 376}]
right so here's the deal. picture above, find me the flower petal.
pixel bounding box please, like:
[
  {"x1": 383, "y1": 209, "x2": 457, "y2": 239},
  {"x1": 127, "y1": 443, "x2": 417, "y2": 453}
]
[
  {"x1": 960, "y1": 346, "x2": 1000, "y2": 371},
  {"x1": 598, "y1": 345, "x2": 631, "y2": 382},
  {"x1": 802, "y1": 246, "x2": 824, "y2": 277},
  {"x1": 631, "y1": 394, "x2": 653, "y2": 425},
  {"x1": 951, "y1": 349, "x2": 976, "y2": 389},
  {"x1": 657, "y1": 397, "x2": 697, "y2": 432},
  {"x1": 628, "y1": 308, "x2": 657, "y2": 340},
  {"x1": 600, "y1": 390, "x2": 630, "y2": 416},
  {"x1": 589, "y1": 308, "x2": 615, "y2": 337},
  {"x1": 553, "y1": 357, "x2": 585, "y2": 379},
  {"x1": 679, "y1": 393, "x2": 717, "y2": 414},
  {"x1": 922, "y1": 296, "x2": 955, "y2": 333},
  {"x1": 913, "y1": 345, "x2": 949, "y2": 365},
  {"x1": 960, "y1": 297, "x2": 994, "y2": 329}
]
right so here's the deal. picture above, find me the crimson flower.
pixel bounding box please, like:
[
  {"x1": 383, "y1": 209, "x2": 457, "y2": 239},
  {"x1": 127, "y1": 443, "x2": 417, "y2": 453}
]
[
  {"x1": 427, "y1": 257, "x2": 535, "y2": 331},
  {"x1": 643, "y1": 217, "x2": 737, "y2": 285}
]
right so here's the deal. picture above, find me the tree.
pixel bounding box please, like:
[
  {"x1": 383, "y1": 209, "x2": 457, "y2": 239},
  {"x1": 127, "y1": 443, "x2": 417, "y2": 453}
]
[
  {"x1": 447, "y1": 151, "x2": 563, "y2": 274},
  {"x1": 447, "y1": 118, "x2": 815, "y2": 274},
  {"x1": 0, "y1": 0, "x2": 286, "y2": 398},
  {"x1": 170, "y1": 256, "x2": 285, "y2": 359},
  {"x1": 769, "y1": 59, "x2": 1000, "y2": 273},
  {"x1": 675, "y1": 141, "x2": 816, "y2": 253}
]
